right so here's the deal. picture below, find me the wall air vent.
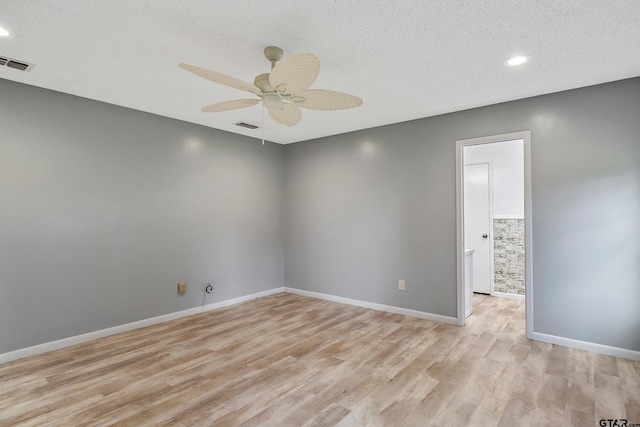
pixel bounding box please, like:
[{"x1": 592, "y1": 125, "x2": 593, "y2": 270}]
[
  {"x1": 234, "y1": 122, "x2": 259, "y2": 130},
  {"x1": 0, "y1": 56, "x2": 35, "y2": 72}
]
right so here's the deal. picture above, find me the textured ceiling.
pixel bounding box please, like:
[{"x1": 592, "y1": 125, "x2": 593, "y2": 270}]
[{"x1": 1, "y1": 0, "x2": 639, "y2": 144}]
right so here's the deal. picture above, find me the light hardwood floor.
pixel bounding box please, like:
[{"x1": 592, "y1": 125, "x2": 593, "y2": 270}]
[{"x1": 1, "y1": 293, "x2": 638, "y2": 426}]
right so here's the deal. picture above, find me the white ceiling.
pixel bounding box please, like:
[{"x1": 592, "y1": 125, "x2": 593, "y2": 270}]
[{"x1": 1, "y1": 0, "x2": 639, "y2": 144}]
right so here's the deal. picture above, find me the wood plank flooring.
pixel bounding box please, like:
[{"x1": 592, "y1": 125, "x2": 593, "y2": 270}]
[{"x1": 1, "y1": 293, "x2": 638, "y2": 426}]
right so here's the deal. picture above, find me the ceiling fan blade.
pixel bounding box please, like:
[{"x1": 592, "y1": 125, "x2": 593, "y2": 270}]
[
  {"x1": 269, "y1": 53, "x2": 320, "y2": 95},
  {"x1": 291, "y1": 89, "x2": 363, "y2": 111},
  {"x1": 268, "y1": 103, "x2": 302, "y2": 126},
  {"x1": 179, "y1": 63, "x2": 261, "y2": 95},
  {"x1": 201, "y1": 99, "x2": 260, "y2": 113}
]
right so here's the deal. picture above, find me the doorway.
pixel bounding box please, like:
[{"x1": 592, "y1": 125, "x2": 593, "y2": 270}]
[{"x1": 455, "y1": 131, "x2": 533, "y2": 339}]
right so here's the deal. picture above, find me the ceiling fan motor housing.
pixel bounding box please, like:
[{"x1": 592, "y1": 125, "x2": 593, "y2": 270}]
[{"x1": 253, "y1": 73, "x2": 274, "y2": 93}]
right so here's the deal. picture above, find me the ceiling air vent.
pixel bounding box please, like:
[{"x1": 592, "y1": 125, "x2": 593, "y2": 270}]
[
  {"x1": 234, "y1": 122, "x2": 259, "y2": 130},
  {"x1": 0, "y1": 56, "x2": 35, "y2": 72}
]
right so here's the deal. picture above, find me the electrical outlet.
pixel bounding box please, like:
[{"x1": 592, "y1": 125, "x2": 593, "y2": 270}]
[
  {"x1": 398, "y1": 280, "x2": 405, "y2": 291},
  {"x1": 177, "y1": 282, "x2": 187, "y2": 295}
]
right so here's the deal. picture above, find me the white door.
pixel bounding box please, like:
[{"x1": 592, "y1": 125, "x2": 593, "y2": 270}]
[{"x1": 464, "y1": 163, "x2": 492, "y2": 294}]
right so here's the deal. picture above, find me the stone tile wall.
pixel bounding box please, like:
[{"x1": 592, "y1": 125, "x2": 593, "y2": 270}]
[{"x1": 493, "y1": 218, "x2": 525, "y2": 295}]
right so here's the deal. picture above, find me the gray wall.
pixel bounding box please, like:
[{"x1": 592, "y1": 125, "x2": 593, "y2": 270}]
[
  {"x1": 284, "y1": 77, "x2": 640, "y2": 351},
  {"x1": 2, "y1": 76, "x2": 639, "y2": 355},
  {"x1": 0, "y1": 79, "x2": 284, "y2": 354}
]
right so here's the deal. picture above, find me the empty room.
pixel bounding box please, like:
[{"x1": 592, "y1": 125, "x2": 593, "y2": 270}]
[{"x1": 1, "y1": 1, "x2": 639, "y2": 426}]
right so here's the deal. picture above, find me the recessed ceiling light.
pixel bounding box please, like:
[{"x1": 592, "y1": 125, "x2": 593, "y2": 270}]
[
  {"x1": 505, "y1": 55, "x2": 529, "y2": 66},
  {"x1": 0, "y1": 26, "x2": 10, "y2": 37}
]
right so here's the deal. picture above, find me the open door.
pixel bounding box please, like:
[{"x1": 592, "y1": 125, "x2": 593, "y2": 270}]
[{"x1": 463, "y1": 163, "x2": 492, "y2": 294}]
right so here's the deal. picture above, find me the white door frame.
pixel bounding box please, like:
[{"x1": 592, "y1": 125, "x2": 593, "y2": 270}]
[
  {"x1": 455, "y1": 131, "x2": 533, "y2": 340},
  {"x1": 463, "y1": 160, "x2": 495, "y2": 295}
]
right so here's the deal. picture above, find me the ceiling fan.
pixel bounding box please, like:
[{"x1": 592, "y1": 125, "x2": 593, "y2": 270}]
[{"x1": 179, "y1": 46, "x2": 363, "y2": 126}]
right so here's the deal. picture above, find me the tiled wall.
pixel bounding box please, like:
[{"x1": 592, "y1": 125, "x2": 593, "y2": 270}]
[{"x1": 493, "y1": 218, "x2": 525, "y2": 295}]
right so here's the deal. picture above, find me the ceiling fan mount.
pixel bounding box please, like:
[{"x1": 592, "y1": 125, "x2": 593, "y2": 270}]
[
  {"x1": 263, "y1": 45, "x2": 284, "y2": 66},
  {"x1": 179, "y1": 45, "x2": 362, "y2": 126}
]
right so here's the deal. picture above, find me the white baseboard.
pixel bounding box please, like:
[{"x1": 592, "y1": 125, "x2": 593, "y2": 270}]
[
  {"x1": 284, "y1": 287, "x2": 457, "y2": 325},
  {"x1": 0, "y1": 287, "x2": 285, "y2": 364},
  {"x1": 529, "y1": 331, "x2": 640, "y2": 361},
  {"x1": 6, "y1": 286, "x2": 636, "y2": 364},
  {"x1": 492, "y1": 291, "x2": 525, "y2": 301}
]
